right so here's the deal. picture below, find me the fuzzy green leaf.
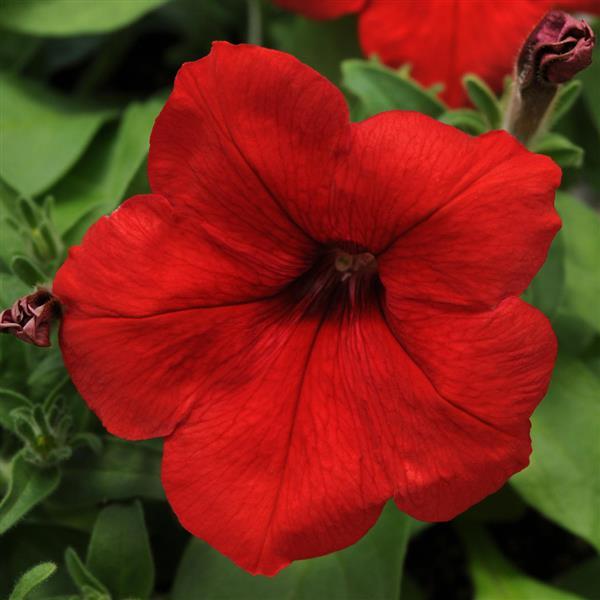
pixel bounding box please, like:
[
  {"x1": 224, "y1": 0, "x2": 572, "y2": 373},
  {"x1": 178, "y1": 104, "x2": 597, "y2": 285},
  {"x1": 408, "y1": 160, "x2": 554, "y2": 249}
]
[
  {"x1": 51, "y1": 438, "x2": 164, "y2": 507},
  {"x1": 438, "y1": 109, "x2": 488, "y2": 135},
  {"x1": 9, "y1": 562, "x2": 56, "y2": 600},
  {"x1": 462, "y1": 74, "x2": 502, "y2": 129},
  {"x1": 10, "y1": 255, "x2": 46, "y2": 287},
  {"x1": 0, "y1": 388, "x2": 30, "y2": 430},
  {"x1": 550, "y1": 80, "x2": 583, "y2": 127},
  {"x1": 0, "y1": 452, "x2": 60, "y2": 535},
  {"x1": 531, "y1": 132, "x2": 584, "y2": 169},
  {"x1": 342, "y1": 59, "x2": 446, "y2": 120},
  {"x1": 64, "y1": 547, "x2": 109, "y2": 596}
]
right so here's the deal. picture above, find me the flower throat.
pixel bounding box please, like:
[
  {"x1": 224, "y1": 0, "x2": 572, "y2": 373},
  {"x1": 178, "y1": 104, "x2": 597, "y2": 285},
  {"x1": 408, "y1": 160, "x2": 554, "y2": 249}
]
[{"x1": 286, "y1": 244, "x2": 383, "y2": 318}]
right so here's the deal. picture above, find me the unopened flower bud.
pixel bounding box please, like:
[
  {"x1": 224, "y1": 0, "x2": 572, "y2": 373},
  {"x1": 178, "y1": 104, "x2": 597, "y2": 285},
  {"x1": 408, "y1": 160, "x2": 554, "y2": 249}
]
[
  {"x1": 0, "y1": 289, "x2": 60, "y2": 347},
  {"x1": 518, "y1": 11, "x2": 594, "y2": 87},
  {"x1": 506, "y1": 11, "x2": 595, "y2": 144}
]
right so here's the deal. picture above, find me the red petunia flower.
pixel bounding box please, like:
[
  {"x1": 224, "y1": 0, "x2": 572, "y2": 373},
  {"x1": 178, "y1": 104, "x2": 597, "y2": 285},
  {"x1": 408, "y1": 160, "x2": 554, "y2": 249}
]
[
  {"x1": 54, "y1": 43, "x2": 561, "y2": 575},
  {"x1": 274, "y1": 0, "x2": 600, "y2": 106}
]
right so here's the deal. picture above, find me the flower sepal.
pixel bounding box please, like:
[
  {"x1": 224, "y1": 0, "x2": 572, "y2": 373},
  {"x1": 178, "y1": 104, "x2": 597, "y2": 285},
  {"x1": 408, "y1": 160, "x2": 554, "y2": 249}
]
[
  {"x1": 439, "y1": 62, "x2": 588, "y2": 169},
  {"x1": 341, "y1": 57, "x2": 446, "y2": 120},
  {"x1": 7, "y1": 391, "x2": 101, "y2": 469},
  {"x1": 530, "y1": 131, "x2": 584, "y2": 168}
]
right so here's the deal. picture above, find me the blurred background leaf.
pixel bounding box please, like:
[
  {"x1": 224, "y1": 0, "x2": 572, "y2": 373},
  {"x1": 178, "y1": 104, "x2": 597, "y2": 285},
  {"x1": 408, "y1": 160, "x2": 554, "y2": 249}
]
[
  {"x1": 461, "y1": 525, "x2": 582, "y2": 600},
  {"x1": 511, "y1": 355, "x2": 600, "y2": 553},
  {"x1": 554, "y1": 192, "x2": 600, "y2": 334},
  {"x1": 51, "y1": 96, "x2": 164, "y2": 236},
  {"x1": 86, "y1": 501, "x2": 154, "y2": 599},
  {"x1": 0, "y1": 72, "x2": 115, "y2": 197},
  {"x1": 0, "y1": 452, "x2": 60, "y2": 535},
  {"x1": 0, "y1": 0, "x2": 170, "y2": 37},
  {"x1": 173, "y1": 503, "x2": 412, "y2": 600},
  {"x1": 271, "y1": 15, "x2": 361, "y2": 85}
]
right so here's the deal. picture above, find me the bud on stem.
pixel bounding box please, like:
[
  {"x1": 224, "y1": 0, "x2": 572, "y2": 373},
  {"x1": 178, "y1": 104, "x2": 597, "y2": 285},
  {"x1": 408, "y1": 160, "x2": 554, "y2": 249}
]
[
  {"x1": 0, "y1": 289, "x2": 60, "y2": 347},
  {"x1": 505, "y1": 11, "x2": 595, "y2": 144}
]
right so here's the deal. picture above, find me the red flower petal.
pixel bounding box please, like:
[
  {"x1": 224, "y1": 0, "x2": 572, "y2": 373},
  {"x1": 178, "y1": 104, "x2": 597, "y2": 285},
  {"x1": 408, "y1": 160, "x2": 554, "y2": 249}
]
[
  {"x1": 162, "y1": 296, "x2": 554, "y2": 574},
  {"x1": 149, "y1": 41, "x2": 351, "y2": 257},
  {"x1": 557, "y1": 0, "x2": 600, "y2": 11},
  {"x1": 273, "y1": 0, "x2": 366, "y2": 19},
  {"x1": 55, "y1": 195, "x2": 313, "y2": 318},
  {"x1": 326, "y1": 112, "x2": 561, "y2": 305},
  {"x1": 359, "y1": 0, "x2": 551, "y2": 106},
  {"x1": 328, "y1": 111, "x2": 561, "y2": 309},
  {"x1": 383, "y1": 296, "x2": 557, "y2": 521},
  {"x1": 54, "y1": 193, "x2": 316, "y2": 439}
]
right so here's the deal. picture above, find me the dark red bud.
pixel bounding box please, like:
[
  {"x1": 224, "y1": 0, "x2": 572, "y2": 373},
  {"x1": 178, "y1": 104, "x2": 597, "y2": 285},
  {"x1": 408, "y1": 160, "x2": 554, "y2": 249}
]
[
  {"x1": 506, "y1": 11, "x2": 595, "y2": 143},
  {"x1": 518, "y1": 11, "x2": 595, "y2": 88},
  {"x1": 0, "y1": 289, "x2": 60, "y2": 347}
]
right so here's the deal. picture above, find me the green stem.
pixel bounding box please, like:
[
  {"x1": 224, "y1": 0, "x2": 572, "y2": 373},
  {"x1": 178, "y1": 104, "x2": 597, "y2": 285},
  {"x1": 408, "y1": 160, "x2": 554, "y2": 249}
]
[
  {"x1": 504, "y1": 73, "x2": 558, "y2": 146},
  {"x1": 247, "y1": 0, "x2": 262, "y2": 46}
]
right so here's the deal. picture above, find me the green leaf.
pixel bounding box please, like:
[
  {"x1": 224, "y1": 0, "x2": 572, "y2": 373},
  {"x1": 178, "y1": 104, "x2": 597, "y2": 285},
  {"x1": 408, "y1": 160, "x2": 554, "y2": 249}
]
[
  {"x1": 400, "y1": 575, "x2": 425, "y2": 600},
  {"x1": 0, "y1": 388, "x2": 30, "y2": 430},
  {"x1": 10, "y1": 255, "x2": 47, "y2": 286},
  {"x1": 549, "y1": 80, "x2": 583, "y2": 127},
  {"x1": 0, "y1": 30, "x2": 40, "y2": 73},
  {"x1": 64, "y1": 547, "x2": 109, "y2": 596},
  {"x1": 555, "y1": 556, "x2": 600, "y2": 599},
  {"x1": 460, "y1": 524, "x2": 582, "y2": 600},
  {"x1": 86, "y1": 501, "x2": 154, "y2": 600},
  {"x1": 172, "y1": 502, "x2": 412, "y2": 600},
  {"x1": 0, "y1": 452, "x2": 60, "y2": 535},
  {"x1": 51, "y1": 437, "x2": 164, "y2": 506},
  {"x1": 52, "y1": 97, "x2": 164, "y2": 236},
  {"x1": 18, "y1": 198, "x2": 38, "y2": 229},
  {"x1": 462, "y1": 74, "x2": 502, "y2": 129},
  {"x1": 556, "y1": 192, "x2": 600, "y2": 333},
  {"x1": 531, "y1": 132, "x2": 584, "y2": 168},
  {"x1": 341, "y1": 59, "x2": 446, "y2": 120},
  {"x1": 0, "y1": 0, "x2": 170, "y2": 36},
  {"x1": 271, "y1": 16, "x2": 361, "y2": 85},
  {"x1": 26, "y1": 351, "x2": 67, "y2": 401},
  {"x1": 438, "y1": 109, "x2": 488, "y2": 135},
  {"x1": 9, "y1": 562, "x2": 57, "y2": 600},
  {"x1": 579, "y1": 21, "x2": 600, "y2": 136},
  {"x1": 511, "y1": 355, "x2": 600, "y2": 552},
  {"x1": 461, "y1": 485, "x2": 526, "y2": 524},
  {"x1": 1, "y1": 523, "x2": 87, "y2": 599},
  {"x1": 552, "y1": 311, "x2": 596, "y2": 356},
  {"x1": 524, "y1": 230, "x2": 565, "y2": 319},
  {"x1": 0, "y1": 72, "x2": 114, "y2": 197}
]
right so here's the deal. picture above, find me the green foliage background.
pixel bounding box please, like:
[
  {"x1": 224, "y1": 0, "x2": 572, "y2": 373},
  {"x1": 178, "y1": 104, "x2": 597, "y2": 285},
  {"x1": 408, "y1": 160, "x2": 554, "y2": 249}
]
[{"x1": 0, "y1": 1, "x2": 598, "y2": 599}]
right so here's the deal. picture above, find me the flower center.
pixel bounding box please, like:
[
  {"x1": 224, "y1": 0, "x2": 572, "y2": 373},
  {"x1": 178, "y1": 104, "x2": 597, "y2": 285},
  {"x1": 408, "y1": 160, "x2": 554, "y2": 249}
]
[
  {"x1": 334, "y1": 250, "x2": 377, "y2": 282},
  {"x1": 286, "y1": 245, "x2": 382, "y2": 318}
]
